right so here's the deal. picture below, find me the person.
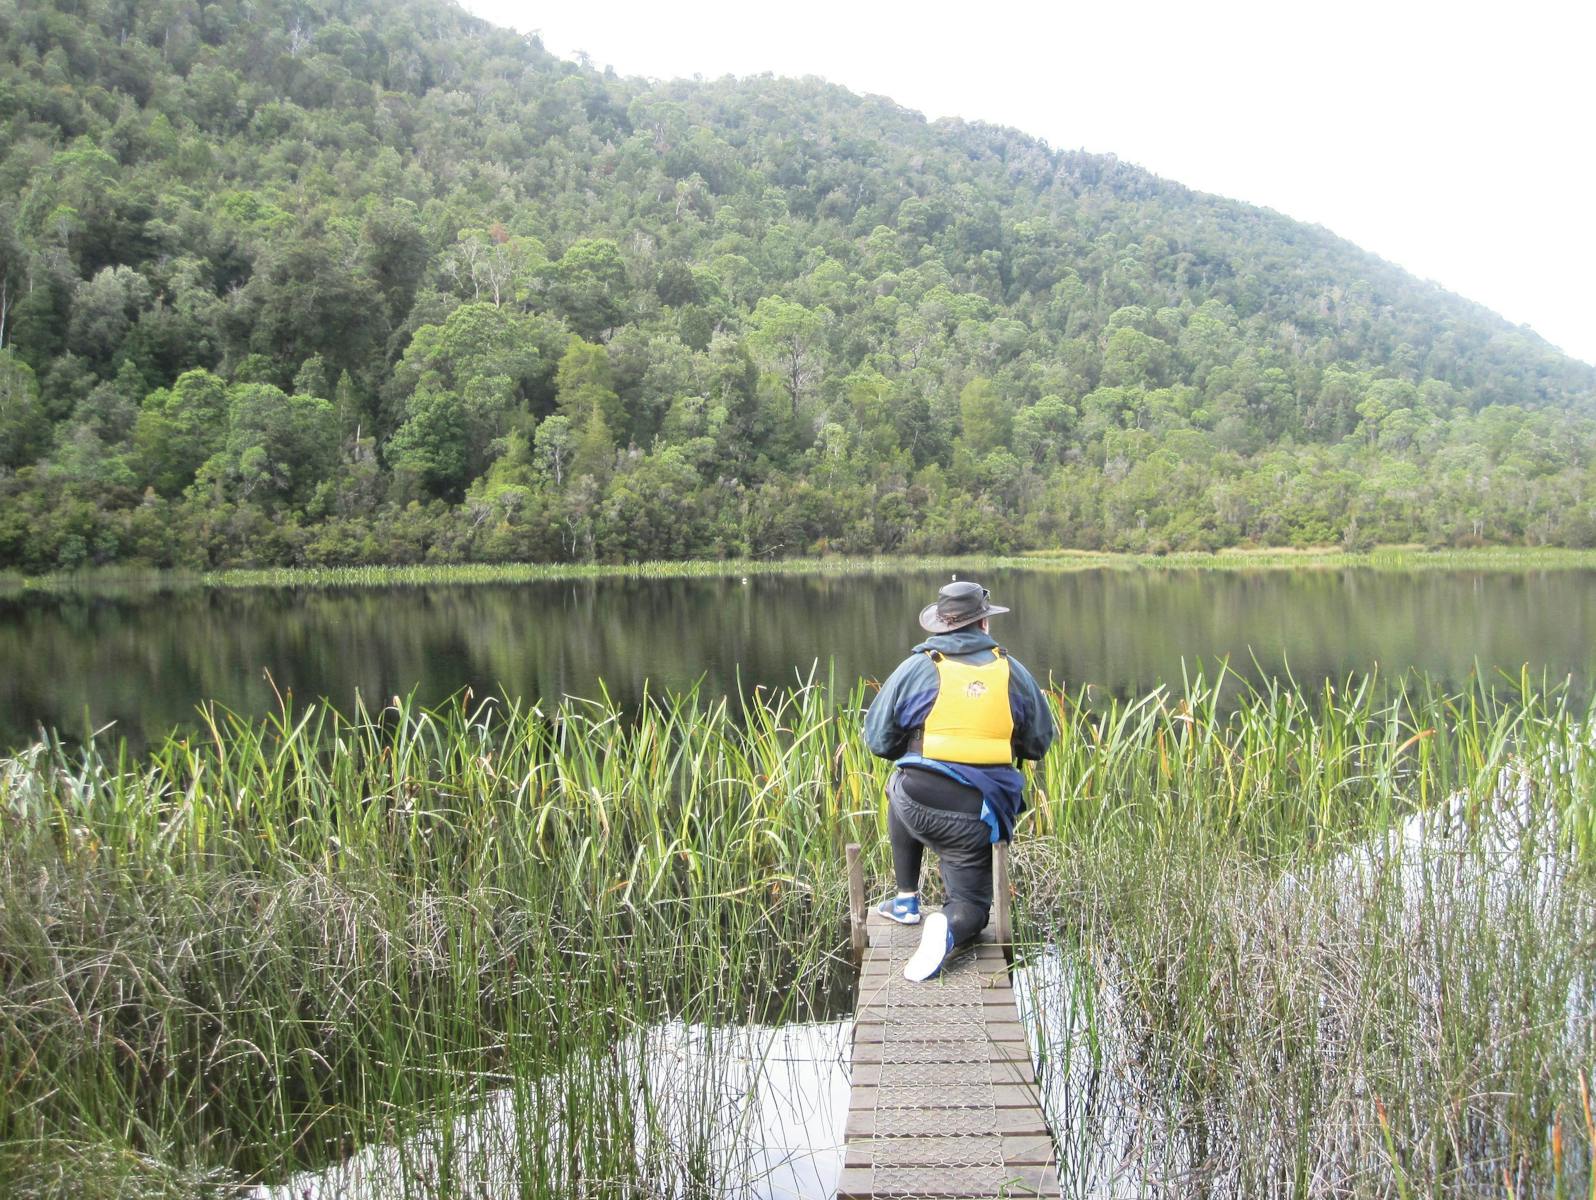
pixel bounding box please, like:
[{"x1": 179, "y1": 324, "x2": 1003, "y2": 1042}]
[{"x1": 863, "y1": 580, "x2": 1056, "y2": 981}]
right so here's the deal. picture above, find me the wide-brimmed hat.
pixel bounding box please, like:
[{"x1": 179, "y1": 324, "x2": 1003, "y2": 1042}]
[{"x1": 918, "y1": 580, "x2": 1009, "y2": 633}]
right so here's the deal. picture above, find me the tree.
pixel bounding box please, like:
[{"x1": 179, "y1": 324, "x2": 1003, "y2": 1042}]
[
  {"x1": 294, "y1": 355, "x2": 331, "y2": 400},
  {"x1": 1100, "y1": 326, "x2": 1169, "y2": 389},
  {"x1": 956, "y1": 377, "x2": 1012, "y2": 458},
  {"x1": 0, "y1": 4, "x2": 1591, "y2": 571},
  {"x1": 596, "y1": 447, "x2": 705, "y2": 560},
  {"x1": 1177, "y1": 300, "x2": 1240, "y2": 386},
  {"x1": 1011, "y1": 394, "x2": 1076, "y2": 467},
  {"x1": 362, "y1": 201, "x2": 431, "y2": 326},
  {"x1": 387, "y1": 382, "x2": 468, "y2": 498},
  {"x1": 441, "y1": 225, "x2": 546, "y2": 308},
  {"x1": 239, "y1": 227, "x2": 385, "y2": 382},
  {"x1": 133, "y1": 368, "x2": 227, "y2": 495},
  {"x1": 548, "y1": 238, "x2": 629, "y2": 338},
  {"x1": 0, "y1": 211, "x2": 25, "y2": 351},
  {"x1": 1356, "y1": 379, "x2": 1418, "y2": 445},
  {"x1": 223, "y1": 382, "x2": 339, "y2": 503},
  {"x1": 555, "y1": 336, "x2": 624, "y2": 438},
  {"x1": 570, "y1": 405, "x2": 615, "y2": 482},
  {"x1": 0, "y1": 351, "x2": 47, "y2": 470},
  {"x1": 533, "y1": 414, "x2": 575, "y2": 488},
  {"x1": 67, "y1": 265, "x2": 153, "y2": 368},
  {"x1": 387, "y1": 303, "x2": 544, "y2": 476},
  {"x1": 747, "y1": 296, "x2": 829, "y2": 417}
]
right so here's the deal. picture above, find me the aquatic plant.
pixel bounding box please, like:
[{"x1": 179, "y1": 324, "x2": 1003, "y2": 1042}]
[
  {"x1": 0, "y1": 682, "x2": 863, "y2": 1197},
  {"x1": 1, "y1": 671, "x2": 1592, "y2": 1196},
  {"x1": 5, "y1": 544, "x2": 1596, "y2": 597},
  {"x1": 1019, "y1": 668, "x2": 1596, "y2": 1197}
]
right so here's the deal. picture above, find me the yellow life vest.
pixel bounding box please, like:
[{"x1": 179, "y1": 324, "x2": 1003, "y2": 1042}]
[{"x1": 920, "y1": 648, "x2": 1014, "y2": 765}]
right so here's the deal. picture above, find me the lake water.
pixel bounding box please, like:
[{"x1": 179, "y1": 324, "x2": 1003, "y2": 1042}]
[
  {"x1": 3, "y1": 566, "x2": 1594, "y2": 749},
  {"x1": 255, "y1": 1020, "x2": 853, "y2": 1200}
]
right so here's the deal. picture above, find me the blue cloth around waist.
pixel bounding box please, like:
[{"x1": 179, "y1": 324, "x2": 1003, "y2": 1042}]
[{"x1": 894, "y1": 753, "x2": 1026, "y2": 844}]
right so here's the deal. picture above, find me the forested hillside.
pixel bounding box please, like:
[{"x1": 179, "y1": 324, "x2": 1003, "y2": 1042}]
[{"x1": 2, "y1": 0, "x2": 1593, "y2": 570}]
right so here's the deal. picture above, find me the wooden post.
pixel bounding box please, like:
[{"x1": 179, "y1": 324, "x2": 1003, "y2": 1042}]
[
  {"x1": 846, "y1": 842, "x2": 866, "y2": 962},
  {"x1": 993, "y1": 839, "x2": 1012, "y2": 955}
]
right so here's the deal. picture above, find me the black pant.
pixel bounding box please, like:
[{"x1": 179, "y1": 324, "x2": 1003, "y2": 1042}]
[{"x1": 886, "y1": 768, "x2": 993, "y2": 947}]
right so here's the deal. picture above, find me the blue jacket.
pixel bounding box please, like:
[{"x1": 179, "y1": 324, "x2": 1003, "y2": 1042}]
[{"x1": 863, "y1": 628, "x2": 1056, "y2": 842}]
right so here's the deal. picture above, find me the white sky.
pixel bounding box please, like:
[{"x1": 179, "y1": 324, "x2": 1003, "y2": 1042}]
[{"x1": 461, "y1": 0, "x2": 1596, "y2": 366}]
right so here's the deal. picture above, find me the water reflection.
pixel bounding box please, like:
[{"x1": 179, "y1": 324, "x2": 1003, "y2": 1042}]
[
  {"x1": 253, "y1": 1021, "x2": 851, "y2": 1200},
  {"x1": 249, "y1": 787, "x2": 1585, "y2": 1200},
  {"x1": 1012, "y1": 787, "x2": 1592, "y2": 1197},
  {"x1": 3, "y1": 567, "x2": 1594, "y2": 748}
]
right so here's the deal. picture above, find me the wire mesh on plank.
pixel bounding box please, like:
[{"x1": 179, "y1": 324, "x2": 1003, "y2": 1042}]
[
  {"x1": 867, "y1": 1164, "x2": 1008, "y2": 1194},
  {"x1": 871, "y1": 1106, "x2": 1001, "y2": 1136},
  {"x1": 875, "y1": 1082, "x2": 994, "y2": 1108},
  {"x1": 865, "y1": 1135, "x2": 1005, "y2": 1167},
  {"x1": 878, "y1": 1016, "x2": 990, "y2": 1041},
  {"x1": 880, "y1": 1039, "x2": 993, "y2": 1065}
]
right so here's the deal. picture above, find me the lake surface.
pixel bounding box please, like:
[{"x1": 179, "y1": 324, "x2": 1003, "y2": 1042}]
[
  {"x1": 255, "y1": 1020, "x2": 852, "y2": 1200},
  {"x1": 3, "y1": 566, "x2": 1594, "y2": 750}
]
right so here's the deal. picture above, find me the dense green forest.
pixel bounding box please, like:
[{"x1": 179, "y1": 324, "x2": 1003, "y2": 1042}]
[{"x1": 1, "y1": 0, "x2": 1593, "y2": 570}]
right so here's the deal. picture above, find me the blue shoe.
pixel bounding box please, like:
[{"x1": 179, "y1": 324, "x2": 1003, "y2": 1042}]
[
  {"x1": 903, "y1": 912, "x2": 954, "y2": 982},
  {"x1": 877, "y1": 894, "x2": 921, "y2": 925}
]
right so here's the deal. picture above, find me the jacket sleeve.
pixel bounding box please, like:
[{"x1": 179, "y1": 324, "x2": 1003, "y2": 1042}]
[
  {"x1": 863, "y1": 654, "x2": 939, "y2": 760},
  {"x1": 1007, "y1": 657, "x2": 1057, "y2": 762}
]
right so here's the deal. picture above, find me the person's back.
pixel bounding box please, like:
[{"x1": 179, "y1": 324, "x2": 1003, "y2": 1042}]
[{"x1": 864, "y1": 581, "x2": 1055, "y2": 981}]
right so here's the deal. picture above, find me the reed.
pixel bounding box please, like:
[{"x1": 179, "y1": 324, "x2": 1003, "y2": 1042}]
[
  {"x1": 0, "y1": 681, "x2": 864, "y2": 1197},
  {"x1": 1, "y1": 671, "x2": 1592, "y2": 1197},
  {"x1": 1017, "y1": 669, "x2": 1596, "y2": 1197}
]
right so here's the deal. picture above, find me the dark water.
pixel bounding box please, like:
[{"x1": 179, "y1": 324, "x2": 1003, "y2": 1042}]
[{"x1": 3, "y1": 567, "x2": 1594, "y2": 750}]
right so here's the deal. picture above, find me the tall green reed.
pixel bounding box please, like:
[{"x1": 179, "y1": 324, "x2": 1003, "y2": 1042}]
[
  {"x1": 1017, "y1": 670, "x2": 1596, "y2": 1198},
  {"x1": 1, "y1": 681, "x2": 872, "y2": 1197},
  {"x1": 3, "y1": 670, "x2": 1592, "y2": 1197}
]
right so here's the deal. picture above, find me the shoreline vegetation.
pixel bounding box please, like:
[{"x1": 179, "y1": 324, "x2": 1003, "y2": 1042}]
[
  {"x1": 2, "y1": 671, "x2": 1593, "y2": 1195},
  {"x1": 4, "y1": 0, "x2": 1596, "y2": 581},
  {"x1": 4, "y1": 544, "x2": 1596, "y2": 594}
]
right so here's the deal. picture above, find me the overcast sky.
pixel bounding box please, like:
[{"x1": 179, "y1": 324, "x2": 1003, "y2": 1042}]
[{"x1": 460, "y1": 0, "x2": 1595, "y2": 366}]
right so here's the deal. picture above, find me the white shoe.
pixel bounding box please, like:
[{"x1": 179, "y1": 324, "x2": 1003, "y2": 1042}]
[{"x1": 903, "y1": 912, "x2": 953, "y2": 982}]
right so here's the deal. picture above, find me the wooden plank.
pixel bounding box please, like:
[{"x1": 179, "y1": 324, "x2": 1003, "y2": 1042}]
[
  {"x1": 850, "y1": 1059, "x2": 1036, "y2": 1087},
  {"x1": 993, "y1": 839, "x2": 1012, "y2": 952},
  {"x1": 851, "y1": 1039, "x2": 1031, "y2": 1064},
  {"x1": 1001, "y1": 1134, "x2": 1057, "y2": 1165},
  {"x1": 847, "y1": 1106, "x2": 1052, "y2": 1138},
  {"x1": 847, "y1": 841, "x2": 866, "y2": 962}
]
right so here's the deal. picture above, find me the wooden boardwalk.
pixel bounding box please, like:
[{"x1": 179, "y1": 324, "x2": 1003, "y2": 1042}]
[{"x1": 835, "y1": 906, "x2": 1061, "y2": 1199}]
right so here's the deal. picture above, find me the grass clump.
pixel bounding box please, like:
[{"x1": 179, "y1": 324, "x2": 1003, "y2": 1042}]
[
  {"x1": 0, "y1": 683, "x2": 873, "y2": 1197},
  {"x1": 1, "y1": 670, "x2": 1594, "y2": 1197},
  {"x1": 1016, "y1": 670, "x2": 1596, "y2": 1198}
]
